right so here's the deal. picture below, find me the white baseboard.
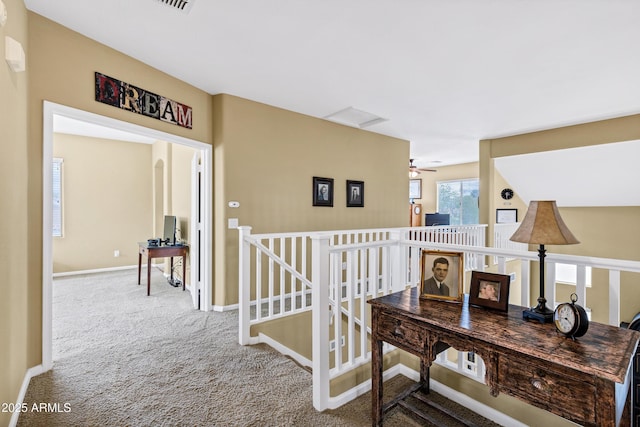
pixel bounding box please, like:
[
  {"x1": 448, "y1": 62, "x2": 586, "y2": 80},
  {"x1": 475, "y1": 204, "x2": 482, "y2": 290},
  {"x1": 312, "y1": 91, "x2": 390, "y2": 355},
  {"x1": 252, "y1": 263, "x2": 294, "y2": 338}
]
[
  {"x1": 52, "y1": 264, "x2": 146, "y2": 278},
  {"x1": 10, "y1": 364, "x2": 47, "y2": 427},
  {"x1": 257, "y1": 333, "x2": 312, "y2": 369}
]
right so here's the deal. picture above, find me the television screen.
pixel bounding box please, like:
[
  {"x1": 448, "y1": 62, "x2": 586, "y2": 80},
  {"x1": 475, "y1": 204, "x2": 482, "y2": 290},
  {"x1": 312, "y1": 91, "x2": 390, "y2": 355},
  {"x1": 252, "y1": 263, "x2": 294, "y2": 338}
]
[
  {"x1": 425, "y1": 213, "x2": 450, "y2": 226},
  {"x1": 163, "y1": 215, "x2": 177, "y2": 245}
]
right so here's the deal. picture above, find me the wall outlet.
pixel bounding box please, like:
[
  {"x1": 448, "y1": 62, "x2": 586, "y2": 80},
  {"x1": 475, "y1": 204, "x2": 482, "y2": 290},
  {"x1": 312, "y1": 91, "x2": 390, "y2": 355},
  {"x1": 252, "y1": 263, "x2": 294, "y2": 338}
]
[{"x1": 113, "y1": 250, "x2": 120, "y2": 257}]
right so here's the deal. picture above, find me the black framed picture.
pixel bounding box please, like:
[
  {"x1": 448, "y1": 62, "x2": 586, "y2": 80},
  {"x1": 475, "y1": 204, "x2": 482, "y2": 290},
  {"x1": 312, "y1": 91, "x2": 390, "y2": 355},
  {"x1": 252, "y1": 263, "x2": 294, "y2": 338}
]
[
  {"x1": 496, "y1": 208, "x2": 518, "y2": 224},
  {"x1": 346, "y1": 180, "x2": 364, "y2": 207},
  {"x1": 313, "y1": 177, "x2": 334, "y2": 207},
  {"x1": 469, "y1": 271, "x2": 511, "y2": 312}
]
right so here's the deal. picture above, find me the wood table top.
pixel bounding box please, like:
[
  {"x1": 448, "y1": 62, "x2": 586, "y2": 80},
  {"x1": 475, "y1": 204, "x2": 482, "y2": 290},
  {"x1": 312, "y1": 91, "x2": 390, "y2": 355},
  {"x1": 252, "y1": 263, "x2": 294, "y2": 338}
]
[{"x1": 369, "y1": 287, "x2": 640, "y2": 384}]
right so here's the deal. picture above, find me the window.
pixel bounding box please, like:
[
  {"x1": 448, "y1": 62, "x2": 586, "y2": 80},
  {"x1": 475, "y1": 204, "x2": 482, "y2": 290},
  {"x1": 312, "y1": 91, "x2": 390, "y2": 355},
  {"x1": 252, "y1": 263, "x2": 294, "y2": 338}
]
[
  {"x1": 437, "y1": 179, "x2": 479, "y2": 225},
  {"x1": 556, "y1": 263, "x2": 592, "y2": 288},
  {"x1": 52, "y1": 158, "x2": 63, "y2": 237}
]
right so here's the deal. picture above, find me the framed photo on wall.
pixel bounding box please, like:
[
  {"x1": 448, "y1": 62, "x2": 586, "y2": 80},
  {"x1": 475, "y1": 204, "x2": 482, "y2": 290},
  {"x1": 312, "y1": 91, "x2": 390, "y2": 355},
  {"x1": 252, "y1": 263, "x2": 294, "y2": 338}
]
[
  {"x1": 409, "y1": 179, "x2": 422, "y2": 199},
  {"x1": 346, "y1": 180, "x2": 364, "y2": 207},
  {"x1": 419, "y1": 250, "x2": 464, "y2": 302},
  {"x1": 313, "y1": 177, "x2": 334, "y2": 207},
  {"x1": 496, "y1": 208, "x2": 518, "y2": 224},
  {"x1": 469, "y1": 271, "x2": 511, "y2": 312}
]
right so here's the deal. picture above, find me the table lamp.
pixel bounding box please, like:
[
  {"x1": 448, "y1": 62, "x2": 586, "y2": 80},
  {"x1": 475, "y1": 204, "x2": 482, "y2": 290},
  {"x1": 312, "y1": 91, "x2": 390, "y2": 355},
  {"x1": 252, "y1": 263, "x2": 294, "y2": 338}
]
[{"x1": 510, "y1": 201, "x2": 579, "y2": 323}]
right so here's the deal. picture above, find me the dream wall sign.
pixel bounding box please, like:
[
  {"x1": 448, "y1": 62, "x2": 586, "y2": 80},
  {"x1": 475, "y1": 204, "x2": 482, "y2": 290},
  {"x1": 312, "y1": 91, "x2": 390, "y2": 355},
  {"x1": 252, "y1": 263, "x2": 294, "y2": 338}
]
[{"x1": 94, "y1": 72, "x2": 193, "y2": 129}]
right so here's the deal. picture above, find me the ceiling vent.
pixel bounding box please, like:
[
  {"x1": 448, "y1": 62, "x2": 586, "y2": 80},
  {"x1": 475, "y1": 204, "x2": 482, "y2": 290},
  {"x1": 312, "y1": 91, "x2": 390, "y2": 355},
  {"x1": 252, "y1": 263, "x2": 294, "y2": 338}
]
[
  {"x1": 155, "y1": 0, "x2": 195, "y2": 13},
  {"x1": 324, "y1": 107, "x2": 388, "y2": 129}
]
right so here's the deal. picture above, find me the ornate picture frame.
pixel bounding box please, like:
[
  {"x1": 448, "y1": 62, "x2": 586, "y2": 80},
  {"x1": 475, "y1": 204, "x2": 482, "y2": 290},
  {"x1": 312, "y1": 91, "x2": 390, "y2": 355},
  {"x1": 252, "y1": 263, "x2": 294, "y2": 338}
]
[
  {"x1": 419, "y1": 250, "x2": 464, "y2": 302},
  {"x1": 469, "y1": 271, "x2": 511, "y2": 312}
]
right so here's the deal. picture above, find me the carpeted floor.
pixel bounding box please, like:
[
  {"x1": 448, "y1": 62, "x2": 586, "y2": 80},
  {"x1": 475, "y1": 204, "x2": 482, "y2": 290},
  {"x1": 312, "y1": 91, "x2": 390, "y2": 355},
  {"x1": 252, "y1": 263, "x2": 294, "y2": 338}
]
[{"x1": 17, "y1": 269, "x2": 502, "y2": 426}]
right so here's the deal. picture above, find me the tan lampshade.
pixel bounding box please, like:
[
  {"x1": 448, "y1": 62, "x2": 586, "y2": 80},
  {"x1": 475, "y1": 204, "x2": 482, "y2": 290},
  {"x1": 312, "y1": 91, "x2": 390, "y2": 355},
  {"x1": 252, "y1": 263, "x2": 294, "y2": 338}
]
[{"x1": 510, "y1": 201, "x2": 580, "y2": 245}]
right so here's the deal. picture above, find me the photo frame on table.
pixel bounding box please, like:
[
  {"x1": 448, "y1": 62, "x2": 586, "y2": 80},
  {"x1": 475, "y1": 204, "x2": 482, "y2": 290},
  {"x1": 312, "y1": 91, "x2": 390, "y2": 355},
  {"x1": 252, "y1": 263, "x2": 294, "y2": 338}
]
[
  {"x1": 419, "y1": 250, "x2": 464, "y2": 302},
  {"x1": 469, "y1": 271, "x2": 511, "y2": 312},
  {"x1": 346, "y1": 180, "x2": 364, "y2": 207},
  {"x1": 496, "y1": 208, "x2": 518, "y2": 224},
  {"x1": 409, "y1": 179, "x2": 422, "y2": 199},
  {"x1": 313, "y1": 177, "x2": 334, "y2": 207}
]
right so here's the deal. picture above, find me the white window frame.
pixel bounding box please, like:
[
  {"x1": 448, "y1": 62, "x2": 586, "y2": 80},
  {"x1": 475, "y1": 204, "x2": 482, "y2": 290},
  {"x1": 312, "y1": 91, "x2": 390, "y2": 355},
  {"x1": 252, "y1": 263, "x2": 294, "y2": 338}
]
[{"x1": 436, "y1": 178, "x2": 479, "y2": 225}]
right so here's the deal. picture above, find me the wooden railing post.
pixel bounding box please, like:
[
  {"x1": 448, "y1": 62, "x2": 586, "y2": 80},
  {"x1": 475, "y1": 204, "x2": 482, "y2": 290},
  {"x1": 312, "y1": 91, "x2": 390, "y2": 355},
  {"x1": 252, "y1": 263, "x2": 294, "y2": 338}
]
[
  {"x1": 238, "y1": 226, "x2": 252, "y2": 345},
  {"x1": 311, "y1": 233, "x2": 331, "y2": 411},
  {"x1": 389, "y1": 230, "x2": 405, "y2": 292}
]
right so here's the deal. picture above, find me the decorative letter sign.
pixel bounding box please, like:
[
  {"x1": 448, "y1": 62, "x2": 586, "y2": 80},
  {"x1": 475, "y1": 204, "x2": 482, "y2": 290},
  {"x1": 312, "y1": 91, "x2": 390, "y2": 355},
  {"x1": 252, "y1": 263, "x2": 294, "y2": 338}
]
[{"x1": 95, "y1": 72, "x2": 192, "y2": 129}]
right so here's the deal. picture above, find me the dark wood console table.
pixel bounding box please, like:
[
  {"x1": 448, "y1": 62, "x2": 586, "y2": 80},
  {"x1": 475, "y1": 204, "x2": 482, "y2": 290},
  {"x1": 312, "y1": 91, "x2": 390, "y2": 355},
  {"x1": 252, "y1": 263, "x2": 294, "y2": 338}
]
[
  {"x1": 369, "y1": 288, "x2": 640, "y2": 427},
  {"x1": 137, "y1": 242, "x2": 188, "y2": 296}
]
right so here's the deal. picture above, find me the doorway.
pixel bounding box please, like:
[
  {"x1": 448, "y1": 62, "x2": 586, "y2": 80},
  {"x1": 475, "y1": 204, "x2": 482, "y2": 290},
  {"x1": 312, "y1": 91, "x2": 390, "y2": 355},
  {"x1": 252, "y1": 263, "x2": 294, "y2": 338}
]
[{"x1": 41, "y1": 101, "x2": 213, "y2": 371}]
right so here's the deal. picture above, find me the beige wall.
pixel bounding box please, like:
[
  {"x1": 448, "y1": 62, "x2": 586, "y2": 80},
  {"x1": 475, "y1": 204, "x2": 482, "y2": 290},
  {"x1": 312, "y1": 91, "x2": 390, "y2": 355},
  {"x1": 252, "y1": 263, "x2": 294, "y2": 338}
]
[
  {"x1": 26, "y1": 12, "x2": 213, "y2": 374},
  {"x1": 52, "y1": 134, "x2": 153, "y2": 272},
  {"x1": 157, "y1": 142, "x2": 194, "y2": 283},
  {"x1": 480, "y1": 113, "x2": 640, "y2": 324},
  {"x1": 410, "y1": 162, "x2": 479, "y2": 217},
  {"x1": 213, "y1": 94, "x2": 409, "y2": 306},
  {"x1": 1, "y1": 0, "x2": 29, "y2": 425}
]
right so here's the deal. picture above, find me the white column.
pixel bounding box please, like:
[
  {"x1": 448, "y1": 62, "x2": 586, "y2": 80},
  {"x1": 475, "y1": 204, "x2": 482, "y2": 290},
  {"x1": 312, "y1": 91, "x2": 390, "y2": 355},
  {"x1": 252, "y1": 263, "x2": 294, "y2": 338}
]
[
  {"x1": 311, "y1": 234, "x2": 331, "y2": 411},
  {"x1": 238, "y1": 226, "x2": 252, "y2": 345}
]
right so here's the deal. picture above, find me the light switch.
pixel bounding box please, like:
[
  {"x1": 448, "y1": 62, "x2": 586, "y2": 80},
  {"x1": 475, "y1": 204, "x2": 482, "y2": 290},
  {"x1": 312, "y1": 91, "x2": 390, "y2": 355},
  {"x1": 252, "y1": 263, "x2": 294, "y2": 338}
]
[{"x1": 228, "y1": 218, "x2": 239, "y2": 229}]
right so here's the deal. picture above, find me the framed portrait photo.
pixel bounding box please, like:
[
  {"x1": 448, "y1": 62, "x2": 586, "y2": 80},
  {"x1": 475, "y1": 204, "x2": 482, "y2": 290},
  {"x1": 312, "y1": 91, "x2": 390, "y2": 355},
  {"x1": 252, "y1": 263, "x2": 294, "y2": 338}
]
[
  {"x1": 419, "y1": 250, "x2": 464, "y2": 302},
  {"x1": 313, "y1": 177, "x2": 334, "y2": 207},
  {"x1": 346, "y1": 180, "x2": 364, "y2": 207},
  {"x1": 469, "y1": 271, "x2": 511, "y2": 312}
]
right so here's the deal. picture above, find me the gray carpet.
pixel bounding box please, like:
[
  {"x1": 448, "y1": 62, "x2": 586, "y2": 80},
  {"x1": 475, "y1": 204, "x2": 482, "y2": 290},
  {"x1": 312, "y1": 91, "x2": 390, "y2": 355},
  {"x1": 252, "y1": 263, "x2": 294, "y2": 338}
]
[{"x1": 17, "y1": 269, "x2": 501, "y2": 426}]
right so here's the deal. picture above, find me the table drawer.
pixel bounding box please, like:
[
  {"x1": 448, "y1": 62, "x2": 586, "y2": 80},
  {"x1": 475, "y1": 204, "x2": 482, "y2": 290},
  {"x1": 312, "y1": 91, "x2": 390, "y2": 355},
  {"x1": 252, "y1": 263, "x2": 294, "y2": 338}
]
[
  {"x1": 499, "y1": 355, "x2": 596, "y2": 425},
  {"x1": 376, "y1": 311, "x2": 425, "y2": 354}
]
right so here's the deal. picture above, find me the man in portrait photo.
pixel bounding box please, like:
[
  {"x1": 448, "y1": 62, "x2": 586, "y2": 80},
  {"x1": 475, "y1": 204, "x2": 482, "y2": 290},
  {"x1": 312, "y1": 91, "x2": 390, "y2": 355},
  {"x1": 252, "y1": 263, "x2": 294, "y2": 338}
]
[{"x1": 423, "y1": 256, "x2": 451, "y2": 296}]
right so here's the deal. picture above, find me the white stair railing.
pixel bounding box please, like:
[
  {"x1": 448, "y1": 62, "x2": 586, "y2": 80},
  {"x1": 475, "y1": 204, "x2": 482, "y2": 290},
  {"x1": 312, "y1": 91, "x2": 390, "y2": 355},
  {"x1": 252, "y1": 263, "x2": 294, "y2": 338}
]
[{"x1": 238, "y1": 225, "x2": 640, "y2": 411}]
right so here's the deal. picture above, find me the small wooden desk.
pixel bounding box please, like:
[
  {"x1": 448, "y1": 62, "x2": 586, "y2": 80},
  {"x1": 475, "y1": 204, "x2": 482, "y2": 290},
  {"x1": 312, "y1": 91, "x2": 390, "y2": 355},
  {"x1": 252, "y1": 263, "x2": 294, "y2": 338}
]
[
  {"x1": 369, "y1": 288, "x2": 640, "y2": 427},
  {"x1": 137, "y1": 242, "x2": 188, "y2": 296}
]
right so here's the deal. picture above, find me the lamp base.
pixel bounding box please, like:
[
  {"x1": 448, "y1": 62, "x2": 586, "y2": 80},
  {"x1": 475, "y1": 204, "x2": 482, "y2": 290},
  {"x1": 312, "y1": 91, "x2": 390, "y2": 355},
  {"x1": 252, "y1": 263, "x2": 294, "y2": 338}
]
[{"x1": 523, "y1": 297, "x2": 554, "y2": 324}]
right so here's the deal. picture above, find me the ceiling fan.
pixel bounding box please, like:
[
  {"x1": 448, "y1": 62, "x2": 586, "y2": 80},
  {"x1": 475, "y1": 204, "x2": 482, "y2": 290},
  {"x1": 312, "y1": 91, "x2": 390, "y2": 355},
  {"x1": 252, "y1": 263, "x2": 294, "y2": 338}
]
[{"x1": 409, "y1": 159, "x2": 437, "y2": 177}]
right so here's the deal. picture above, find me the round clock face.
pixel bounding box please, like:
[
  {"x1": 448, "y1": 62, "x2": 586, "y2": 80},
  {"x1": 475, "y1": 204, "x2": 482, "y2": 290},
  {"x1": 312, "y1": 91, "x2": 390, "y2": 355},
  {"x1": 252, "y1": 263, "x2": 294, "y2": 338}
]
[
  {"x1": 554, "y1": 303, "x2": 577, "y2": 334},
  {"x1": 501, "y1": 188, "x2": 514, "y2": 200},
  {"x1": 553, "y1": 294, "x2": 589, "y2": 338}
]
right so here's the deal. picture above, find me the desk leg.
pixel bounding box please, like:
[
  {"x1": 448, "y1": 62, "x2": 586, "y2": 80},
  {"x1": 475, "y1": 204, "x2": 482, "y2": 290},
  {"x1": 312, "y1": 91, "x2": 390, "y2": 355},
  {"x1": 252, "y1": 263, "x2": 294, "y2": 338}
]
[
  {"x1": 170, "y1": 257, "x2": 174, "y2": 283},
  {"x1": 420, "y1": 358, "x2": 431, "y2": 394},
  {"x1": 182, "y1": 254, "x2": 186, "y2": 291},
  {"x1": 147, "y1": 257, "x2": 152, "y2": 296},
  {"x1": 372, "y1": 337, "x2": 384, "y2": 426},
  {"x1": 138, "y1": 253, "x2": 142, "y2": 285}
]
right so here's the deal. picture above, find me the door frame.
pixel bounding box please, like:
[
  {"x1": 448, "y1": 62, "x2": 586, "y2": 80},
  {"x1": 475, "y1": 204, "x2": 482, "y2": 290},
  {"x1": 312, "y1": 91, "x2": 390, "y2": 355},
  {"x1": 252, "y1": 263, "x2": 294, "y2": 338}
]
[{"x1": 42, "y1": 101, "x2": 213, "y2": 371}]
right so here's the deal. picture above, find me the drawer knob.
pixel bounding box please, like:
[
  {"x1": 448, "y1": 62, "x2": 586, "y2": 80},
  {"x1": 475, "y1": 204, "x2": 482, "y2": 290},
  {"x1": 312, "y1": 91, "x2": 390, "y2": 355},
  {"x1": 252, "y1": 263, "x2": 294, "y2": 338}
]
[
  {"x1": 530, "y1": 377, "x2": 549, "y2": 393},
  {"x1": 393, "y1": 326, "x2": 404, "y2": 338}
]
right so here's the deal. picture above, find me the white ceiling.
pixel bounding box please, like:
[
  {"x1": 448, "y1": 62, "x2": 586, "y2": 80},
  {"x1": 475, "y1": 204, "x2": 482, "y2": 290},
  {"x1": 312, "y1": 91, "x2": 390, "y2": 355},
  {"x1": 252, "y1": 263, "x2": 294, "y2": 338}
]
[{"x1": 26, "y1": 0, "x2": 640, "y2": 206}]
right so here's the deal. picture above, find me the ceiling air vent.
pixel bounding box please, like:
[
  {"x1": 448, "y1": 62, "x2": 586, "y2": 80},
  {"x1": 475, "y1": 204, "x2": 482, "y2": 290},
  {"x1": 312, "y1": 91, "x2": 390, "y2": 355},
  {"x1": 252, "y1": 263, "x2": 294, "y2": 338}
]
[{"x1": 155, "y1": 0, "x2": 195, "y2": 13}]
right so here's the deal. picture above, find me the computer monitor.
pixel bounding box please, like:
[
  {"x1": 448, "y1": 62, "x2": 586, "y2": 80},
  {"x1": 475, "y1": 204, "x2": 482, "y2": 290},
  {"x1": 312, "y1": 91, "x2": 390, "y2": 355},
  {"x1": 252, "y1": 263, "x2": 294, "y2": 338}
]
[
  {"x1": 163, "y1": 215, "x2": 177, "y2": 245},
  {"x1": 425, "y1": 213, "x2": 450, "y2": 226}
]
